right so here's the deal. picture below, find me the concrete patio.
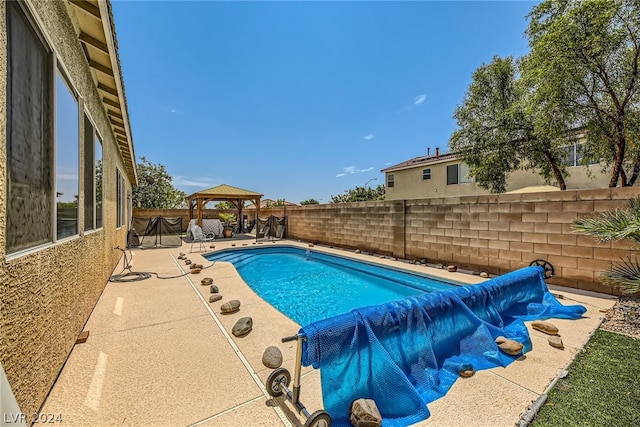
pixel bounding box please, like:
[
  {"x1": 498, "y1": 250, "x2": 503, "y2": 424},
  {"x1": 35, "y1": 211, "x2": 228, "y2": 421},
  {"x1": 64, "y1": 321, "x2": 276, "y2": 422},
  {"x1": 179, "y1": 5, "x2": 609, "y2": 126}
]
[{"x1": 40, "y1": 236, "x2": 617, "y2": 426}]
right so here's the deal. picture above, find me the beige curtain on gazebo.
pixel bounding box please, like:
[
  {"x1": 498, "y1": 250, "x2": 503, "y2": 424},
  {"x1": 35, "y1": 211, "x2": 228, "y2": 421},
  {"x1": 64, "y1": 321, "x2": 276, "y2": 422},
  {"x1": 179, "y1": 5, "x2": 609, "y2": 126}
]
[{"x1": 187, "y1": 184, "x2": 262, "y2": 232}]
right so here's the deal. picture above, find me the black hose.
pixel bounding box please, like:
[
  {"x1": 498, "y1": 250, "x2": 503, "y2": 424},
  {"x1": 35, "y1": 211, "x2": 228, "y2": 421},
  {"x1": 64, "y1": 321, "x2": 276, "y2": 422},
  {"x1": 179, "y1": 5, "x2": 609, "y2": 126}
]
[{"x1": 109, "y1": 246, "x2": 216, "y2": 282}]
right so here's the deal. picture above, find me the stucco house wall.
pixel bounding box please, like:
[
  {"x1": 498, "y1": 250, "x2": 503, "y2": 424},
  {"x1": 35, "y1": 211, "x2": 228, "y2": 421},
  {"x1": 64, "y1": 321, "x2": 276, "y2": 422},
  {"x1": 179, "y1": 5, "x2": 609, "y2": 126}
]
[
  {"x1": 0, "y1": 0, "x2": 134, "y2": 418},
  {"x1": 384, "y1": 153, "x2": 611, "y2": 201}
]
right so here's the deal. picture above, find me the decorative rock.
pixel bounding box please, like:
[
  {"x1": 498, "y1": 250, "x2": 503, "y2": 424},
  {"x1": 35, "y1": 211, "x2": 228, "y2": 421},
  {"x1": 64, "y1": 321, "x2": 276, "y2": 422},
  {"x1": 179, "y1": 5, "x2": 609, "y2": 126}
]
[
  {"x1": 194, "y1": 264, "x2": 203, "y2": 269},
  {"x1": 210, "y1": 244, "x2": 216, "y2": 248},
  {"x1": 480, "y1": 271, "x2": 489, "y2": 278},
  {"x1": 262, "y1": 346, "x2": 283, "y2": 369},
  {"x1": 355, "y1": 249, "x2": 361, "y2": 254},
  {"x1": 201, "y1": 277, "x2": 213, "y2": 286},
  {"x1": 178, "y1": 255, "x2": 184, "y2": 260},
  {"x1": 191, "y1": 268, "x2": 201, "y2": 274},
  {"x1": 495, "y1": 336, "x2": 523, "y2": 356},
  {"x1": 532, "y1": 320, "x2": 559, "y2": 336},
  {"x1": 185, "y1": 259, "x2": 192, "y2": 265},
  {"x1": 221, "y1": 300, "x2": 241, "y2": 314},
  {"x1": 179, "y1": 252, "x2": 185, "y2": 257},
  {"x1": 209, "y1": 285, "x2": 219, "y2": 294},
  {"x1": 308, "y1": 244, "x2": 314, "y2": 247},
  {"x1": 420, "y1": 258, "x2": 427, "y2": 265},
  {"x1": 190, "y1": 264, "x2": 197, "y2": 270},
  {"x1": 232, "y1": 317, "x2": 253, "y2": 337},
  {"x1": 435, "y1": 263, "x2": 443, "y2": 269},
  {"x1": 209, "y1": 294, "x2": 222, "y2": 303},
  {"x1": 447, "y1": 265, "x2": 457, "y2": 272},
  {"x1": 548, "y1": 336, "x2": 564, "y2": 349},
  {"x1": 350, "y1": 398, "x2": 382, "y2": 427},
  {"x1": 459, "y1": 364, "x2": 475, "y2": 378}
]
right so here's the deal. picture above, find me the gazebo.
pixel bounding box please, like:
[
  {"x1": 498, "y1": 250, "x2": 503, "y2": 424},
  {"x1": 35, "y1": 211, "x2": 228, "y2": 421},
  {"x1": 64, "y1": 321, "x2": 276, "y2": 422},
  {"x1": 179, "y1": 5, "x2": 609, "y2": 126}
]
[{"x1": 187, "y1": 184, "x2": 263, "y2": 232}]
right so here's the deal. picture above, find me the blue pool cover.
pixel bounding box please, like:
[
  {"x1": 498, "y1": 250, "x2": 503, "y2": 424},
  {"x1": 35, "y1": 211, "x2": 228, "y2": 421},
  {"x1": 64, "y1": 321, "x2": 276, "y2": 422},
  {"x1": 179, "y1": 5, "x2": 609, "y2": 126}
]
[{"x1": 300, "y1": 266, "x2": 586, "y2": 426}]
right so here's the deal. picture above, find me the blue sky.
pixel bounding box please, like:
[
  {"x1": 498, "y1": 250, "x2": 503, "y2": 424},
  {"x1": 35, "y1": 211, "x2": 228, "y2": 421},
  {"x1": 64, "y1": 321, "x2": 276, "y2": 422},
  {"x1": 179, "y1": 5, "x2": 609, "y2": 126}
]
[{"x1": 112, "y1": 0, "x2": 537, "y2": 204}]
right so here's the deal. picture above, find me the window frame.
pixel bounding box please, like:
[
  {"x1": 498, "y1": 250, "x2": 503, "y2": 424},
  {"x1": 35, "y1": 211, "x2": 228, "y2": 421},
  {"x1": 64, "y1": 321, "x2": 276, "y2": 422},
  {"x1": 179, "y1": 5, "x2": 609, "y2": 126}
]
[
  {"x1": 6, "y1": 1, "x2": 54, "y2": 256},
  {"x1": 387, "y1": 174, "x2": 395, "y2": 188},
  {"x1": 422, "y1": 168, "x2": 431, "y2": 180},
  {"x1": 54, "y1": 67, "x2": 80, "y2": 241}
]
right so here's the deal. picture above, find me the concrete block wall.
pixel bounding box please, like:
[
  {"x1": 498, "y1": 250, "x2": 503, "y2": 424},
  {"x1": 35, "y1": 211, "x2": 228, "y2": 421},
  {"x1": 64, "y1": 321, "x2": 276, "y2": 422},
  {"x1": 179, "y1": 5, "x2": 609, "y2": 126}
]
[{"x1": 284, "y1": 187, "x2": 640, "y2": 295}]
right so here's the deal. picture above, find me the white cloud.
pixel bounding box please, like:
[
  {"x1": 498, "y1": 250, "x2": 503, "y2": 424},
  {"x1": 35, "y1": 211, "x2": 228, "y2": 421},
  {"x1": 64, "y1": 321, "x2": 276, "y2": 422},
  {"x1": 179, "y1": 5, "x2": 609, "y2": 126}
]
[
  {"x1": 173, "y1": 175, "x2": 216, "y2": 188},
  {"x1": 363, "y1": 133, "x2": 374, "y2": 140},
  {"x1": 336, "y1": 166, "x2": 373, "y2": 178},
  {"x1": 414, "y1": 93, "x2": 427, "y2": 105}
]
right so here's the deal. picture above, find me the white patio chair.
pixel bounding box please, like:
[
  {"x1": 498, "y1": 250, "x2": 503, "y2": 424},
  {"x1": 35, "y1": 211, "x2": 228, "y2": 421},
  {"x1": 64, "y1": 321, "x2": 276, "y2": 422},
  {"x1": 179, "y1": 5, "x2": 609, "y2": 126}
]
[{"x1": 190, "y1": 224, "x2": 215, "y2": 252}]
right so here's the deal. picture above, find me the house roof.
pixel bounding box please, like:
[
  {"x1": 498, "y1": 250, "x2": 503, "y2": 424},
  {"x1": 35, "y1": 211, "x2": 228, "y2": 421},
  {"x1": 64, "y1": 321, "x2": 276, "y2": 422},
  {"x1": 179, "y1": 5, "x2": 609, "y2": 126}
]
[
  {"x1": 381, "y1": 151, "x2": 458, "y2": 173},
  {"x1": 68, "y1": 0, "x2": 137, "y2": 184},
  {"x1": 187, "y1": 184, "x2": 263, "y2": 200}
]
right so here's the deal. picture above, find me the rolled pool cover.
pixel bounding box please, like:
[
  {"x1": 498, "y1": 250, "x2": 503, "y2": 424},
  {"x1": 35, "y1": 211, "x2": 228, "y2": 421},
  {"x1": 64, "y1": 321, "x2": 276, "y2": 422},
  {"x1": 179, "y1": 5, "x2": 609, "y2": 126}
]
[{"x1": 300, "y1": 266, "x2": 586, "y2": 426}]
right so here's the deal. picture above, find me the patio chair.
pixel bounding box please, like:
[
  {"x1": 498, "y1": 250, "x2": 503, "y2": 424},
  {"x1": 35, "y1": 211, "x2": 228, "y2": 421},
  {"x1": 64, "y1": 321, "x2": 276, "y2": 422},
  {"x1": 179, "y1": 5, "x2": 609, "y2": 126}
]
[{"x1": 190, "y1": 224, "x2": 215, "y2": 253}]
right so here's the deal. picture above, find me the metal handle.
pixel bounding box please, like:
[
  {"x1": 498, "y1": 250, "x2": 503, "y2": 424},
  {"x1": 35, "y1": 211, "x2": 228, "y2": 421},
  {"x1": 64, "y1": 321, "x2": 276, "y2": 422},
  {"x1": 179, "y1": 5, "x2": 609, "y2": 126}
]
[{"x1": 282, "y1": 335, "x2": 298, "y2": 343}]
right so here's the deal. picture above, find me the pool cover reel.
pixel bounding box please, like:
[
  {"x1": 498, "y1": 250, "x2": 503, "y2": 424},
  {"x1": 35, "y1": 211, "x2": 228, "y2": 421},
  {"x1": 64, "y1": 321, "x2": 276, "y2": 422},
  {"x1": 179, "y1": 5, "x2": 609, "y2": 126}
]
[{"x1": 300, "y1": 266, "x2": 586, "y2": 426}]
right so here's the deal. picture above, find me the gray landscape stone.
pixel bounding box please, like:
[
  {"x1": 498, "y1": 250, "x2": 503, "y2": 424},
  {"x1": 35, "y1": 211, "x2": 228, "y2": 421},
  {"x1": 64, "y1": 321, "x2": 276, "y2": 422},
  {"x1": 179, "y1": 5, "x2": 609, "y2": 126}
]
[
  {"x1": 495, "y1": 336, "x2": 523, "y2": 356},
  {"x1": 209, "y1": 295, "x2": 222, "y2": 303},
  {"x1": 548, "y1": 335, "x2": 564, "y2": 349},
  {"x1": 262, "y1": 346, "x2": 283, "y2": 369},
  {"x1": 209, "y1": 285, "x2": 219, "y2": 294},
  {"x1": 232, "y1": 317, "x2": 253, "y2": 337},
  {"x1": 221, "y1": 300, "x2": 241, "y2": 314},
  {"x1": 350, "y1": 398, "x2": 382, "y2": 427}
]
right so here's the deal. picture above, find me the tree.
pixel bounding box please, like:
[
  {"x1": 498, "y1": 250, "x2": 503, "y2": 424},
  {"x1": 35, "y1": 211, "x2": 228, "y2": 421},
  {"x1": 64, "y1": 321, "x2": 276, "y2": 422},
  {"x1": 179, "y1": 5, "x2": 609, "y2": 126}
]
[
  {"x1": 214, "y1": 201, "x2": 234, "y2": 209},
  {"x1": 523, "y1": 0, "x2": 640, "y2": 187},
  {"x1": 573, "y1": 197, "x2": 640, "y2": 294},
  {"x1": 300, "y1": 199, "x2": 320, "y2": 205},
  {"x1": 266, "y1": 199, "x2": 287, "y2": 207},
  {"x1": 330, "y1": 184, "x2": 385, "y2": 203},
  {"x1": 450, "y1": 56, "x2": 569, "y2": 193},
  {"x1": 132, "y1": 156, "x2": 186, "y2": 208}
]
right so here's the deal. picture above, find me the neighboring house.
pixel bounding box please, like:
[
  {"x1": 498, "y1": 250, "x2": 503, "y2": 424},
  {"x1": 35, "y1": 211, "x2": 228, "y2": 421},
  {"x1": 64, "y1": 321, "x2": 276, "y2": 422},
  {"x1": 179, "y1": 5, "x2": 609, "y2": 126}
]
[
  {"x1": 1, "y1": 0, "x2": 137, "y2": 419},
  {"x1": 382, "y1": 146, "x2": 610, "y2": 201},
  {"x1": 258, "y1": 199, "x2": 299, "y2": 208}
]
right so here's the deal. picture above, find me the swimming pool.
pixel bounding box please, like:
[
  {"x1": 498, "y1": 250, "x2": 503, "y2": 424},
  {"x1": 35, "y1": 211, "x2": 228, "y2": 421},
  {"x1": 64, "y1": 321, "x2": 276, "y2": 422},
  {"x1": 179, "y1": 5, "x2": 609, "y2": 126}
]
[{"x1": 205, "y1": 246, "x2": 460, "y2": 325}]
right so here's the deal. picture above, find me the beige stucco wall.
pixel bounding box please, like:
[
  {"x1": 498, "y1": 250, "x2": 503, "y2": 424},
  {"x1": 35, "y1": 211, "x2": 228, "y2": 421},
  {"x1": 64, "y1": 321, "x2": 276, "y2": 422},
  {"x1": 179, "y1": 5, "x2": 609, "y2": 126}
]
[
  {"x1": 385, "y1": 158, "x2": 612, "y2": 201},
  {"x1": 284, "y1": 187, "x2": 639, "y2": 295},
  {"x1": 0, "y1": 1, "x2": 132, "y2": 417}
]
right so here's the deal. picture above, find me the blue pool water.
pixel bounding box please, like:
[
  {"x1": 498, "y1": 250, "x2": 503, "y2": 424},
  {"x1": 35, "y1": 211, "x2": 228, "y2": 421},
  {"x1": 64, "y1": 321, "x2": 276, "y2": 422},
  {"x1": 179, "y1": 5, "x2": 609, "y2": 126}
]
[{"x1": 205, "y1": 246, "x2": 458, "y2": 325}]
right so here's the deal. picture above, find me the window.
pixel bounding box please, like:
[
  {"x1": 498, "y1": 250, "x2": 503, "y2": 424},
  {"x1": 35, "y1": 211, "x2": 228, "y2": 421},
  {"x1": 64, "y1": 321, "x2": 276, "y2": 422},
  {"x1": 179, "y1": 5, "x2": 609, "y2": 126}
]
[
  {"x1": 387, "y1": 174, "x2": 394, "y2": 188},
  {"x1": 83, "y1": 115, "x2": 102, "y2": 231},
  {"x1": 116, "y1": 168, "x2": 126, "y2": 228},
  {"x1": 446, "y1": 163, "x2": 473, "y2": 185},
  {"x1": 55, "y1": 71, "x2": 79, "y2": 239},
  {"x1": 422, "y1": 168, "x2": 431, "y2": 180},
  {"x1": 6, "y1": 2, "x2": 54, "y2": 254},
  {"x1": 562, "y1": 143, "x2": 599, "y2": 167},
  {"x1": 446, "y1": 165, "x2": 458, "y2": 185},
  {"x1": 95, "y1": 138, "x2": 103, "y2": 229}
]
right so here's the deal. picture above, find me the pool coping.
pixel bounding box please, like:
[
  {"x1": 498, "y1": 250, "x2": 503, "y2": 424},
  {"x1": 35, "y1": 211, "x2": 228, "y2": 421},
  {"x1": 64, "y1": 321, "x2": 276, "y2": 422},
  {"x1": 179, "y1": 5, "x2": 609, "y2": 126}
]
[{"x1": 40, "y1": 237, "x2": 618, "y2": 426}]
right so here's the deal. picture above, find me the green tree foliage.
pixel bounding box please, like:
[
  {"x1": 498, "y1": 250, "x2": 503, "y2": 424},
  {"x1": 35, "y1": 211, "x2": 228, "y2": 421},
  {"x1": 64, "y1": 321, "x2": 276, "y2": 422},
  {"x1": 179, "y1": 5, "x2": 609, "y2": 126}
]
[
  {"x1": 266, "y1": 199, "x2": 287, "y2": 207},
  {"x1": 330, "y1": 184, "x2": 385, "y2": 203},
  {"x1": 450, "y1": 56, "x2": 568, "y2": 193},
  {"x1": 300, "y1": 199, "x2": 320, "y2": 205},
  {"x1": 573, "y1": 197, "x2": 640, "y2": 294},
  {"x1": 132, "y1": 156, "x2": 186, "y2": 209},
  {"x1": 214, "y1": 201, "x2": 234, "y2": 209},
  {"x1": 523, "y1": 0, "x2": 640, "y2": 187}
]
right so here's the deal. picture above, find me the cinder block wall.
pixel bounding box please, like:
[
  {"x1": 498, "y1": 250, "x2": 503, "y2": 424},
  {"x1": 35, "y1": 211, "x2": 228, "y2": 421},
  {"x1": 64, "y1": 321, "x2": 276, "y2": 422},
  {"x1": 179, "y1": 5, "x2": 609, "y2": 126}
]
[
  {"x1": 0, "y1": 1, "x2": 131, "y2": 417},
  {"x1": 285, "y1": 188, "x2": 639, "y2": 294}
]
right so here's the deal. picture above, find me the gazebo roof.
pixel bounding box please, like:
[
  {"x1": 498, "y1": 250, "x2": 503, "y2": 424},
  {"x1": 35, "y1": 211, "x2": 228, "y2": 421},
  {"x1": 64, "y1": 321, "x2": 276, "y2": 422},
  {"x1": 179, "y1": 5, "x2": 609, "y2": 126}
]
[{"x1": 187, "y1": 184, "x2": 263, "y2": 200}]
